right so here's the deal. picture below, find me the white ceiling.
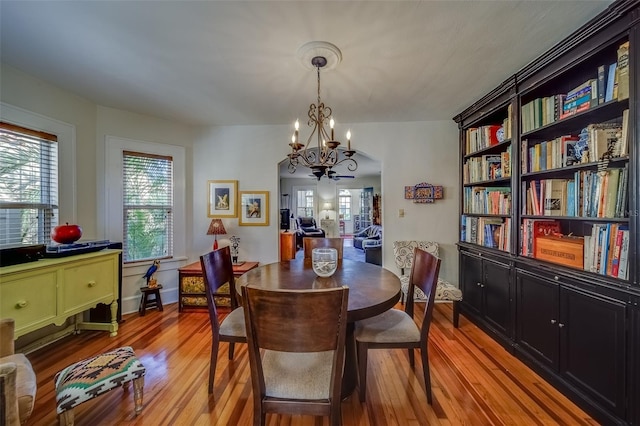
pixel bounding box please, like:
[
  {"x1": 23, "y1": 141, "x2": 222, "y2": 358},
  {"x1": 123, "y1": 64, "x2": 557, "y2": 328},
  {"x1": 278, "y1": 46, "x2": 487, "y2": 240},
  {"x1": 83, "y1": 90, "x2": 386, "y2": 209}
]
[{"x1": 0, "y1": 1, "x2": 612, "y2": 178}]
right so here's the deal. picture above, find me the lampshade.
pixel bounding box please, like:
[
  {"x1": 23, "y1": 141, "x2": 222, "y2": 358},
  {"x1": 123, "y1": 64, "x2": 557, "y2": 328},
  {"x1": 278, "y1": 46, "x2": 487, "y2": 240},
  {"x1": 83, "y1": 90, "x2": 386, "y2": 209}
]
[
  {"x1": 323, "y1": 202, "x2": 333, "y2": 210},
  {"x1": 207, "y1": 219, "x2": 227, "y2": 235}
]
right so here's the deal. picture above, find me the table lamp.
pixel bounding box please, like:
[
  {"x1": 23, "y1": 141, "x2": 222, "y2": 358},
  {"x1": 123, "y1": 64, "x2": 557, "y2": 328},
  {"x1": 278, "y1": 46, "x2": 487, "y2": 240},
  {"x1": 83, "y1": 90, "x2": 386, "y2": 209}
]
[{"x1": 207, "y1": 219, "x2": 227, "y2": 250}]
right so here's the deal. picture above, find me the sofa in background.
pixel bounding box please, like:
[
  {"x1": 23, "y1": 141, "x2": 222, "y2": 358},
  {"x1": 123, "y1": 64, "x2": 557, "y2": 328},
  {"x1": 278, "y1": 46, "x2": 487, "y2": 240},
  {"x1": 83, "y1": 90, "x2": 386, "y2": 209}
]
[
  {"x1": 353, "y1": 225, "x2": 382, "y2": 250},
  {"x1": 295, "y1": 217, "x2": 325, "y2": 248}
]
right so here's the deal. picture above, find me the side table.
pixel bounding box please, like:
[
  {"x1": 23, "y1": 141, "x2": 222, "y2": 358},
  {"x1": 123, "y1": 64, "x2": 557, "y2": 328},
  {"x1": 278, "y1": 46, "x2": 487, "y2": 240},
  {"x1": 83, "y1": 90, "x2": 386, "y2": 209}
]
[
  {"x1": 139, "y1": 285, "x2": 163, "y2": 316},
  {"x1": 177, "y1": 260, "x2": 258, "y2": 311}
]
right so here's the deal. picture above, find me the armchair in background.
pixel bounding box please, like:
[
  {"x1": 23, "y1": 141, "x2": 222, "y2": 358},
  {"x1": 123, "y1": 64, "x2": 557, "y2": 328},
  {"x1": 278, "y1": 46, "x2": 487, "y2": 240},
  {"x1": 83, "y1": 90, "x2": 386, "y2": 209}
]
[
  {"x1": 0, "y1": 319, "x2": 37, "y2": 425},
  {"x1": 295, "y1": 217, "x2": 325, "y2": 248}
]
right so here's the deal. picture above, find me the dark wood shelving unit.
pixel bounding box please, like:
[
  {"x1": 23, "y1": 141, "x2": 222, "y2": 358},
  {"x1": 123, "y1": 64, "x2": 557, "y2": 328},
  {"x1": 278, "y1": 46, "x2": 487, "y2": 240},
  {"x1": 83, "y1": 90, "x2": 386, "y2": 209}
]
[{"x1": 453, "y1": 2, "x2": 639, "y2": 424}]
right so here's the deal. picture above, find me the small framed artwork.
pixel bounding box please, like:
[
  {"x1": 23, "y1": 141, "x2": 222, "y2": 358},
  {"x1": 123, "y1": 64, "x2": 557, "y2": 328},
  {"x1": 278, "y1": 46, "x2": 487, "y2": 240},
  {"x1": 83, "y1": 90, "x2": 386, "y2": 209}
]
[
  {"x1": 239, "y1": 191, "x2": 269, "y2": 226},
  {"x1": 208, "y1": 180, "x2": 238, "y2": 218}
]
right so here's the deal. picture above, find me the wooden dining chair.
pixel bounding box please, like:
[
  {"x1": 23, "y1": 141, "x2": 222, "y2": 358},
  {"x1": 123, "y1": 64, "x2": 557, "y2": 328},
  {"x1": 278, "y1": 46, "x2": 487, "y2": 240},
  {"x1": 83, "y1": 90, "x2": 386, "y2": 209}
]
[
  {"x1": 303, "y1": 237, "x2": 344, "y2": 260},
  {"x1": 354, "y1": 247, "x2": 441, "y2": 404},
  {"x1": 200, "y1": 246, "x2": 246, "y2": 394},
  {"x1": 242, "y1": 285, "x2": 349, "y2": 426}
]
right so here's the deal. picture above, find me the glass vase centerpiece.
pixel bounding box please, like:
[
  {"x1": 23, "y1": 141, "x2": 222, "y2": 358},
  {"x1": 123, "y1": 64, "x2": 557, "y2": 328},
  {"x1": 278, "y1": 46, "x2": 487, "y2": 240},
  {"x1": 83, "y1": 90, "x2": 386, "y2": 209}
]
[{"x1": 312, "y1": 248, "x2": 338, "y2": 277}]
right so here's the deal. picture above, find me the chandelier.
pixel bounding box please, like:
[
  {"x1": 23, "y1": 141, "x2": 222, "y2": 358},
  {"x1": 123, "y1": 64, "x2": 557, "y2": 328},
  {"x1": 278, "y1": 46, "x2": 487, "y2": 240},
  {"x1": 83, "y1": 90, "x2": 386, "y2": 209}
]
[{"x1": 287, "y1": 42, "x2": 357, "y2": 180}]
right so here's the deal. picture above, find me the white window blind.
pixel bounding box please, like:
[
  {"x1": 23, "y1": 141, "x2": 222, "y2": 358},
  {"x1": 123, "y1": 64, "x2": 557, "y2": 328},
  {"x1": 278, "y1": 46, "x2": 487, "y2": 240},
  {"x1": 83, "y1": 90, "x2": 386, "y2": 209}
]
[
  {"x1": 0, "y1": 122, "x2": 59, "y2": 245},
  {"x1": 122, "y1": 150, "x2": 173, "y2": 263}
]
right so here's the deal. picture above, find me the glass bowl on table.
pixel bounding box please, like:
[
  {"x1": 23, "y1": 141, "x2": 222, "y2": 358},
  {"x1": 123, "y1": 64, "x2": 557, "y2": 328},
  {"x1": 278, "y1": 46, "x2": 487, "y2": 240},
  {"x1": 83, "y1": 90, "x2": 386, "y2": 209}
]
[{"x1": 311, "y1": 248, "x2": 338, "y2": 277}]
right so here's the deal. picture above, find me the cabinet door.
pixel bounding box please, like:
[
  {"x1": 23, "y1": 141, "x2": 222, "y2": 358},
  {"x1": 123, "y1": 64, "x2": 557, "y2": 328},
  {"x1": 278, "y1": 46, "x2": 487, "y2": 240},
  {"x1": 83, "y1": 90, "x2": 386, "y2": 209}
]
[
  {"x1": 631, "y1": 304, "x2": 640, "y2": 425},
  {"x1": 483, "y1": 260, "x2": 511, "y2": 336},
  {"x1": 559, "y1": 286, "x2": 626, "y2": 418},
  {"x1": 460, "y1": 253, "x2": 483, "y2": 317},
  {"x1": 516, "y1": 271, "x2": 559, "y2": 370}
]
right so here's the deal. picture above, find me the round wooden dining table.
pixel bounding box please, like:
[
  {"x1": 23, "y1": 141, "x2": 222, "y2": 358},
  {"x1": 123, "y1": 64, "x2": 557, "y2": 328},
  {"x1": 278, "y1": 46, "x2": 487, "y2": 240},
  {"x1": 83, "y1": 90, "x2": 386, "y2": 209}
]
[{"x1": 235, "y1": 258, "x2": 401, "y2": 397}]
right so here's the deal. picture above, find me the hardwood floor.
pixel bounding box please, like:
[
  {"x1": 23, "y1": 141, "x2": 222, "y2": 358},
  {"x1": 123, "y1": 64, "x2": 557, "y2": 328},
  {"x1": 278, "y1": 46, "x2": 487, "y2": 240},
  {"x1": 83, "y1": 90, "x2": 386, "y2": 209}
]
[{"x1": 26, "y1": 302, "x2": 597, "y2": 425}]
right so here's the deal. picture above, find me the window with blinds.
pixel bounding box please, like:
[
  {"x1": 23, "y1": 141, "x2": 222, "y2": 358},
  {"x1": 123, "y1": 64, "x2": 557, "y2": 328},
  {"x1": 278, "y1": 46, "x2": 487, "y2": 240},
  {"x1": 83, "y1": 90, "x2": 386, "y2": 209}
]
[
  {"x1": 122, "y1": 151, "x2": 173, "y2": 263},
  {"x1": 338, "y1": 190, "x2": 352, "y2": 220},
  {"x1": 0, "y1": 122, "x2": 59, "y2": 245}
]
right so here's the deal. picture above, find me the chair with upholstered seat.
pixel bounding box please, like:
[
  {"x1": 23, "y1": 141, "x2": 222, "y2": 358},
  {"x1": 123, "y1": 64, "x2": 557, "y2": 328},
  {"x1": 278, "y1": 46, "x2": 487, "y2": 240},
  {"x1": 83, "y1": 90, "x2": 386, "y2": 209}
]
[
  {"x1": 393, "y1": 240, "x2": 462, "y2": 327},
  {"x1": 242, "y1": 285, "x2": 349, "y2": 425},
  {"x1": 0, "y1": 318, "x2": 36, "y2": 426},
  {"x1": 355, "y1": 247, "x2": 440, "y2": 404},
  {"x1": 200, "y1": 246, "x2": 246, "y2": 394},
  {"x1": 303, "y1": 237, "x2": 344, "y2": 261}
]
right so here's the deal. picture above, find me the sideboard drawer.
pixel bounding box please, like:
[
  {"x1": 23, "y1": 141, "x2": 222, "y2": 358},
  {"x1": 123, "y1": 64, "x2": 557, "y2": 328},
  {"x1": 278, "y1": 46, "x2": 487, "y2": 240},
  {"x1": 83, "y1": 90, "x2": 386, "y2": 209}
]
[
  {"x1": 0, "y1": 270, "x2": 57, "y2": 333},
  {"x1": 62, "y1": 258, "x2": 116, "y2": 314}
]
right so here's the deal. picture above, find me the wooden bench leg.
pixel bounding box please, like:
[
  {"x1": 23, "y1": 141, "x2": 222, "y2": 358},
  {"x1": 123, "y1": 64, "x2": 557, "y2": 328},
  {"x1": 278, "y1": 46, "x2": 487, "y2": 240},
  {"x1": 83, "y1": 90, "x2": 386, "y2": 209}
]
[
  {"x1": 133, "y1": 376, "x2": 144, "y2": 415},
  {"x1": 59, "y1": 409, "x2": 74, "y2": 426}
]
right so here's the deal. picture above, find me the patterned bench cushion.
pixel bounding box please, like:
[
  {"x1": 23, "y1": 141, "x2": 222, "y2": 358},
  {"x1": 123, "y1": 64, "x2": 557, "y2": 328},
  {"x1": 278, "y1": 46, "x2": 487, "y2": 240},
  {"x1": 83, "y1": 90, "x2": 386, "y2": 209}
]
[
  {"x1": 393, "y1": 240, "x2": 463, "y2": 302},
  {"x1": 55, "y1": 346, "x2": 145, "y2": 414}
]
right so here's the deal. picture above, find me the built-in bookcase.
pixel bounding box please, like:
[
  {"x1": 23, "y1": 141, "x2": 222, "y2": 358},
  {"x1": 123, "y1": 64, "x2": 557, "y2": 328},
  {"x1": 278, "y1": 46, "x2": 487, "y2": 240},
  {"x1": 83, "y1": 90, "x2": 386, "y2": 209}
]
[
  {"x1": 518, "y1": 34, "x2": 631, "y2": 280},
  {"x1": 460, "y1": 97, "x2": 513, "y2": 252},
  {"x1": 454, "y1": 2, "x2": 639, "y2": 424}
]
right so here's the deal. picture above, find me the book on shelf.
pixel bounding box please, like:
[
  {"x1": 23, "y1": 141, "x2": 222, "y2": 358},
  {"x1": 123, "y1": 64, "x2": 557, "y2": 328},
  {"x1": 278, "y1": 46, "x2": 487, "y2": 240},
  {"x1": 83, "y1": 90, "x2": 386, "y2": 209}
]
[
  {"x1": 617, "y1": 226, "x2": 630, "y2": 280},
  {"x1": 616, "y1": 41, "x2": 629, "y2": 101},
  {"x1": 562, "y1": 135, "x2": 580, "y2": 166},
  {"x1": 587, "y1": 121, "x2": 622, "y2": 162},
  {"x1": 597, "y1": 64, "x2": 606, "y2": 104},
  {"x1": 543, "y1": 179, "x2": 566, "y2": 216},
  {"x1": 618, "y1": 109, "x2": 629, "y2": 157},
  {"x1": 483, "y1": 155, "x2": 503, "y2": 180},
  {"x1": 501, "y1": 147, "x2": 511, "y2": 178},
  {"x1": 603, "y1": 168, "x2": 621, "y2": 218},
  {"x1": 605, "y1": 62, "x2": 617, "y2": 102}
]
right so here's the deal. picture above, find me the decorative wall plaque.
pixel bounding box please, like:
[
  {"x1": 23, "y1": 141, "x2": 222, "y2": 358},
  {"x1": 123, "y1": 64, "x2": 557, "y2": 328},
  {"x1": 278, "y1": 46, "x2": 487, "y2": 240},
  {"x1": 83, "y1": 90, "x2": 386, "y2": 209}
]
[{"x1": 404, "y1": 182, "x2": 444, "y2": 204}]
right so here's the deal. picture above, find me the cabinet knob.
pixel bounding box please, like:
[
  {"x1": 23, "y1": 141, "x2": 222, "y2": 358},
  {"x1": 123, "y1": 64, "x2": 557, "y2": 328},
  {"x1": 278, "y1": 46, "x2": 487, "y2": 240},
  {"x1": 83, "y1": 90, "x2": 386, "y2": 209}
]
[
  {"x1": 550, "y1": 319, "x2": 557, "y2": 324},
  {"x1": 16, "y1": 300, "x2": 28, "y2": 308},
  {"x1": 88, "y1": 281, "x2": 96, "y2": 287},
  {"x1": 558, "y1": 323, "x2": 565, "y2": 328},
  {"x1": 554, "y1": 276, "x2": 559, "y2": 281},
  {"x1": 477, "y1": 282, "x2": 482, "y2": 287}
]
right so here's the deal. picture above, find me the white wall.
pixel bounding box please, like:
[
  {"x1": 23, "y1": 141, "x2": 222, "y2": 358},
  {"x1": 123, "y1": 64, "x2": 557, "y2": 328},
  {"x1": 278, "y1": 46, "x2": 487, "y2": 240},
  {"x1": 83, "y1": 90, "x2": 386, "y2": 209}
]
[
  {"x1": 2, "y1": 64, "x2": 461, "y2": 321},
  {"x1": 192, "y1": 120, "x2": 460, "y2": 284}
]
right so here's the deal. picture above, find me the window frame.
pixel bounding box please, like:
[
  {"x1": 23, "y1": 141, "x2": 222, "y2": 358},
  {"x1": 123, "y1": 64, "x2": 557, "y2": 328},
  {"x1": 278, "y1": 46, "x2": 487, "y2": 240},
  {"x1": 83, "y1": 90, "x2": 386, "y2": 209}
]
[
  {"x1": 122, "y1": 150, "x2": 174, "y2": 263},
  {"x1": 104, "y1": 136, "x2": 186, "y2": 266},
  {"x1": 0, "y1": 102, "x2": 77, "y2": 234}
]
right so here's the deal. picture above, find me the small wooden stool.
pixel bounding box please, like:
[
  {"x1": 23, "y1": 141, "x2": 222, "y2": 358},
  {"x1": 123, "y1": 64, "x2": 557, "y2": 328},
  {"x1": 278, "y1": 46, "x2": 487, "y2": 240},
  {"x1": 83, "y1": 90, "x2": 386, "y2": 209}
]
[{"x1": 139, "y1": 285, "x2": 163, "y2": 316}]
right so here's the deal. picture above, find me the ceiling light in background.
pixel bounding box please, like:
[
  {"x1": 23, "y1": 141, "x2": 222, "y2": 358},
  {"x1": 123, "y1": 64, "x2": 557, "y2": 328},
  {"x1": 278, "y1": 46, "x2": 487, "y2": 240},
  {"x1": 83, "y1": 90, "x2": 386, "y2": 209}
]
[{"x1": 287, "y1": 41, "x2": 357, "y2": 180}]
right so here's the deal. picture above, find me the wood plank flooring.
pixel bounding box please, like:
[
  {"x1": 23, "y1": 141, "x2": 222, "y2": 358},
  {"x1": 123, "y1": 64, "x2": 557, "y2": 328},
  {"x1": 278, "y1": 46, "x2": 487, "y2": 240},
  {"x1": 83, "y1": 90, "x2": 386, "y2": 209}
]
[{"x1": 25, "y1": 302, "x2": 597, "y2": 425}]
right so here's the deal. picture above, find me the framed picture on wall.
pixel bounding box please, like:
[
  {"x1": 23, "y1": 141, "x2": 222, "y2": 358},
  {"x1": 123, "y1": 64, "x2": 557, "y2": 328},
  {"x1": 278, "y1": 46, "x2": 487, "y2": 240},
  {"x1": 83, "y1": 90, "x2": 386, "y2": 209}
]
[
  {"x1": 208, "y1": 180, "x2": 238, "y2": 218},
  {"x1": 239, "y1": 191, "x2": 269, "y2": 226}
]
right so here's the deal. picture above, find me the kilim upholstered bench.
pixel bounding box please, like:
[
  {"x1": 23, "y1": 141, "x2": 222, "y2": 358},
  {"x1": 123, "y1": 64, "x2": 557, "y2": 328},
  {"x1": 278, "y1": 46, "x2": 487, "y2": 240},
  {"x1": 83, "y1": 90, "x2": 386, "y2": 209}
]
[
  {"x1": 54, "y1": 346, "x2": 146, "y2": 426},
  {"x1": 393, "y1": 241, "x2": 463, "y2": 328}
]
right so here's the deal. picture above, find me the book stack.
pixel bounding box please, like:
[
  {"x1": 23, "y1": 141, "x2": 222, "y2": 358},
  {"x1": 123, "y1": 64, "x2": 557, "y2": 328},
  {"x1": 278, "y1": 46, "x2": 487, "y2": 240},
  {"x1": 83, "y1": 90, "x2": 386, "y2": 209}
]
[
  {"x1": 463, "y1": 148, "x2": 511, "y2": 183},
  {"x1": 584, "y1": 223, "x2": 629, "y2": 279},
  {"x1": 464, "y1": 186, "x2": 512, "y2": 215},
  {"x1": 559, "y1": 79, "x2": 597, "y2": 120},
  {"x1": 462, "y1": 216, "x2": 511, "y2": 251},
  {"x1": 521, "y1": 219, "x2": 561, "y2": 257},
  {"x1": 523, "y1": 135, "x2": 580, "y2": 173},
  {"x1": 465, "y1": 124, "x2": 502, "y2": 154}
]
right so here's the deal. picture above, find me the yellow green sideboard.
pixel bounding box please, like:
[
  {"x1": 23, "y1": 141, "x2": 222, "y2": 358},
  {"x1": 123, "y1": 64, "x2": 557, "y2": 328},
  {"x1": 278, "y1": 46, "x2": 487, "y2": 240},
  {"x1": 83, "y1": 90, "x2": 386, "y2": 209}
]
[{"x1": 0, "y1": 249, "x2": 120, "y2": 338}]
